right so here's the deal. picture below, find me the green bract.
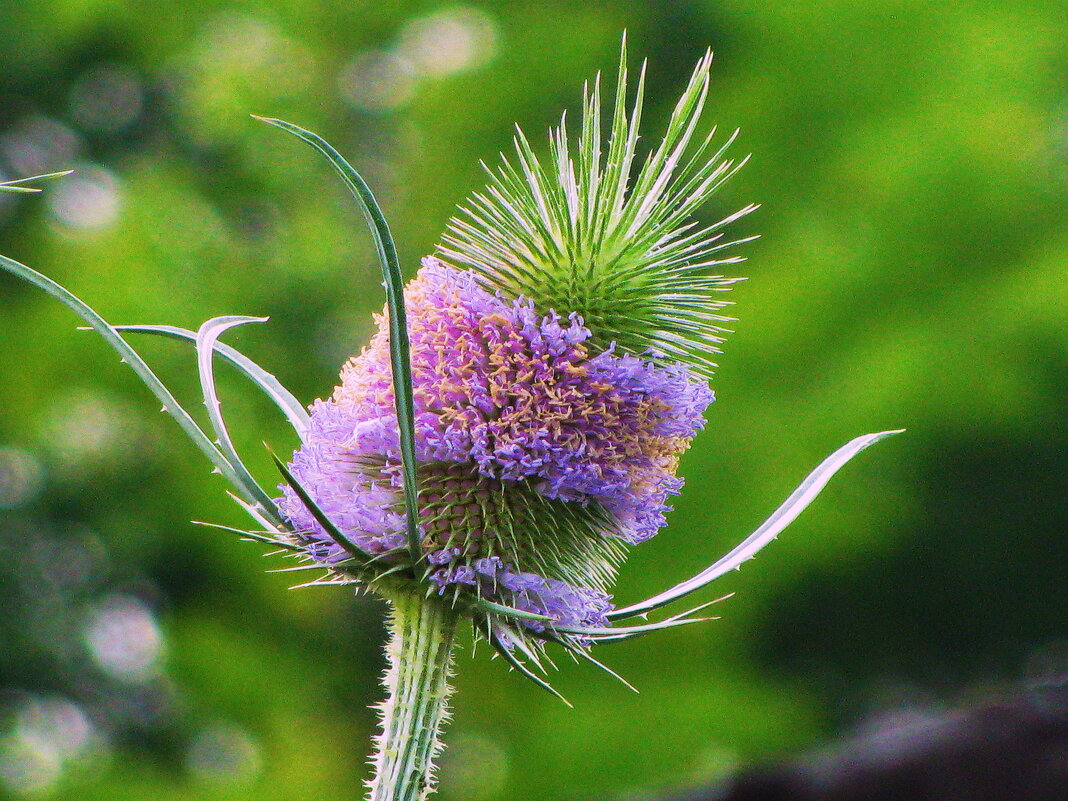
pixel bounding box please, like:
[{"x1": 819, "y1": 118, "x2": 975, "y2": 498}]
[
  {"x1": 440, "y1": 40, "x2": 755, "y2": 377},
  {"x1": 0, "y1": 170, "x2": 72, "y2": 193}
]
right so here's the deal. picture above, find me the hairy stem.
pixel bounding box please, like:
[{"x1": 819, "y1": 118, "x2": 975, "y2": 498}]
[{"x1": 367, "y1": 592, "x2": 458, "y2": 801}]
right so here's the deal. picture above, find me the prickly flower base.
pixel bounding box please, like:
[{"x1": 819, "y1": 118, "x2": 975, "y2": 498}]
[{"x1": 368, "y1": 593, "x2": 458, "y2": 801}]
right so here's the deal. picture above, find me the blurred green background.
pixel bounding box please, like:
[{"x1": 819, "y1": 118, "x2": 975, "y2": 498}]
[{"x1": 0, "y1": 1, "x2": 1065, "y2": 799}]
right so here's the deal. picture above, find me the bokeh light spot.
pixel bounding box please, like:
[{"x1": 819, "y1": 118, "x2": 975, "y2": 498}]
[
  {"x1": 84, "y1": 595, "x2": 164, "y2": 683},
  {"x1": 0, "y1": 447, "x2": 44, "y2": 509},
  {"x1": 437, "y1": 732, "x2": 509, "y2": 800},
  {"x1": 338, "y1": 50, "x2": 417, "y2": 112},
  {"x1": 68, "y1": 65, "x2": 145, "y2": 133},
  {"x1": 0, "y1": 116, "x2": 82, "y2": 177},
  {"x1": 397, "y1": 6, "x2": 499, "y2": 78},
  {"x1": 0, "y1": 695, "x2": 98, "y2": 796},
  {"x1": 185, "y1": 723, "x2": 261, "y2": 783},
  {"x1": 0, "y1": 734, "x2": 61, "y2": 796},
  {"x1": 46, "y1": 166, "x2": 121, "y2": 230},
  {"x1": 41, "y1": 390, "x2": 150, "y2": 475}
]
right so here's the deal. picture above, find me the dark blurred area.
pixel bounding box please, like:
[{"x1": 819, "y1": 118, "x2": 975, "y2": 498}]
[
  {"x1": 0, "y1": 2, "x2": 1065, "y2": 799},
  {"x1": 672, "y1": 676, "x2": 1068, "y2": 801}
]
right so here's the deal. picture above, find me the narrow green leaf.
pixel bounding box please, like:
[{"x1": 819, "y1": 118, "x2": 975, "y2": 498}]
[
  {"x1": 0, "y1": 253, "x2": 261, "y2": 510},
  {"x1": 474, "y1": 598, "x2": 554, "y2": 623},
  {"x1": 486, "y1": 626, "x2": 572, "y2": 706},
  {"x1": 562, "y1": 643, "x2": 639, "y2": 693},
  {"x1": 553, "y1": 600, "x2": 717, "y2": 639},
  {"x1": 267, "y1": 563, "x2": 344, "y2": 574},
  {"x1": 511, "y1": 626, "x2": 556, "y2": 675},
  {"x1": 0, "y1": 170, "x2": 73, "y2": 192},
  {"x1": 113, "y1": 324, "x2": 309, "y2": 437},
  {"x1": 270, "y1": 450, "x2": 382, "y2": 565},
  {"x1": 226, "y1": 490, "x2": 285, "y2": 534},
  {"x1": 290, "y1": 577, "x2": 354, "y2": 590},
  {"x1": 195, "y1": 316, "x2": 284, "y2": 525},
  {"x1": 191, "y1": 520, "x2": 304, "y2": 552},
  {"x1": 255, "y1": 116, "x2": 423, "y2": 570},
  {"x1": 609, "y1": 430, "x2": 906, "y2": 620}
]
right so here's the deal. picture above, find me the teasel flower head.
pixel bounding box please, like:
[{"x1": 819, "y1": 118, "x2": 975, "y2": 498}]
[
  {"x1": 2, "y1": 39, "x2": 900, "y2": 800},
  {"x1": 267, "y1": 46, "x2": 761, "y2": 664},
  {"x1": 278, "y1": 257, "x2": 713, "y2": 636}
]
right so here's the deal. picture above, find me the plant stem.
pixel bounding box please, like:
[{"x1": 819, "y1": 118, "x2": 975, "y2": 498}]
[{"x1": 367, "y1": 591, "x2": 459, "y2": 801}]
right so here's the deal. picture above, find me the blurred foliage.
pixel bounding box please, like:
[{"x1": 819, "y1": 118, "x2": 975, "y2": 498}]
[{"x1": 0, "y1": 1, "x2": 1065, "y2": 799}]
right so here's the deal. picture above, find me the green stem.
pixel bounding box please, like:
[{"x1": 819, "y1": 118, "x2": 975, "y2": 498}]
[{"x1": 368, "y1": 592, "x2": 459, "y2": 801}]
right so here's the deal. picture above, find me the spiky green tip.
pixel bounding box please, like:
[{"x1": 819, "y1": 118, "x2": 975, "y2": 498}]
[{"x1": 438, "y1": 41, "x2": 757, "y2": 378}]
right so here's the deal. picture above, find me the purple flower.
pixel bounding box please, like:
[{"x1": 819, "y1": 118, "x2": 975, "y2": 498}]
[{"x1": 277, "y1": 258, "x2": 713, "y2": 629}]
